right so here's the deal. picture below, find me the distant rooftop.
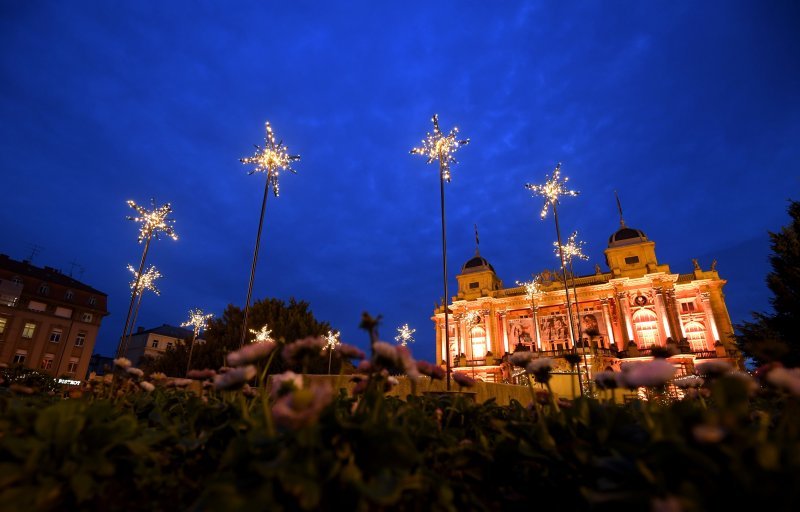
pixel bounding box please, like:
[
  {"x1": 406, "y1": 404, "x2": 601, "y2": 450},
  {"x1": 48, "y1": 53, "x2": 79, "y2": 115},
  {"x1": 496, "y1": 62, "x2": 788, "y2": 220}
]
[{"x1": 0, "y1": 253, "x2": 107, "y2": 296}]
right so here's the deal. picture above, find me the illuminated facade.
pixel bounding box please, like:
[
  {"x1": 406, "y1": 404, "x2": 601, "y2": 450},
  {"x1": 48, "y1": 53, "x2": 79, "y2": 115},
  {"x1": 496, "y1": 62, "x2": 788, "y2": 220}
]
[
  {"x1": 433, "y1": 224, "x2": 739, "y2": 382},
  {"x1": 0, "y1": 254, "x2": 108, "y2": 379},
  {"x1": 123, "y1": 324, "x2": 194, "y2": 365}
]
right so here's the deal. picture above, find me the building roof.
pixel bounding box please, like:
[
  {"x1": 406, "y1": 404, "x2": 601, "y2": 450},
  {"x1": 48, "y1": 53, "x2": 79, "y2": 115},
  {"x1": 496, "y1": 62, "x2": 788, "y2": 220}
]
[
  {"x1": 0, "y1": 253, "x2": 107, "y2": 296},
  {"x1": 461, "y1": 252, "x2": 495, "y2": 273},
  {"x1": 134, "y1": 323, "x2": 194, "y2": 339},
  {"x1": 608, "y1": 227, "x2": 648, "y2": 247}
]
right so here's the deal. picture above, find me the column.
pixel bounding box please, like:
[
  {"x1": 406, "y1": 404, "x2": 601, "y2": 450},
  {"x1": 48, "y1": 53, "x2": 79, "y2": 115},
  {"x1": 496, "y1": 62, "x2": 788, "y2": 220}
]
[
  {"x1": 700, "y1": 291, "x2": 720, "y2": 348},
  {"x1": 483, "y1": 310, "x2": 493, "y2": 356},
  {"x1": 665, "y1": 289, "x2": 685, "y2": 339},
  {"x1": 616, "y1": 292, "x2": 633, "y2": 344},
  {"x1": 654, "y1": 287, "x2": 672, "y2": 341},
  {"x1": 500, "y1": 311, "x2": 509, "y2": 354},
  {"x1": 600, "y1": 298, "x2": 615, "y2": 348},
  {"x1": 533, "y1": 305, "x2": 542, "y2": 350}
]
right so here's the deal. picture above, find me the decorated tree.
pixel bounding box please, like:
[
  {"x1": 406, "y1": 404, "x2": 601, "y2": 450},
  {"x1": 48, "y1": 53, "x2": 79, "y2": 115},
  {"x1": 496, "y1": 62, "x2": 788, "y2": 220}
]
[{"x1": 737, "y1": 200, "x2": 800, "y2": 367}]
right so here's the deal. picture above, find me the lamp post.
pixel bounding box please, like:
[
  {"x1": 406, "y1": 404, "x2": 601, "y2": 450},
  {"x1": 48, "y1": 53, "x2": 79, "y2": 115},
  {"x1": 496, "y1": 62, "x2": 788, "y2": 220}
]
[
  {"x1": 124, "y1": 264, "x2": 161, "y2": 351},
  {"x1": 411, "y1": 114, "x2": 469, "y2": 391},
  {"x1": 182, "y1": 308, "x2": 213, "y2": 375},
  {"x1": 516, "y1": 275, "x2": 541, "y2": 350},
  {"x1": 118, "y1": 199, "x2": 177, "y2": 358},
  {"x1": 239, "y1": 121, "x2": 300, "y2": 348},
  {"x1": 555, "y1": 231, "x2": 592, "y2": 392},
  {"x1": 322, "y1": 330, "x2": 340, "y2": 374},
  {"x1": 525, "y1": 163, "x2": 583, "y2": 395}
]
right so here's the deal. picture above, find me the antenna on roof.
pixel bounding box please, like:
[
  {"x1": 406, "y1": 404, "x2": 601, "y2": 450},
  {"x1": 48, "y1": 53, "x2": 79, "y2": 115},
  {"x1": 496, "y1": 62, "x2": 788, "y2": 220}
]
[
  {"x1": 25, "y1": 244, "x2": 43, "y2": 263},
  {"x1": 614, "y1": 190, "x2": 626, "y2": 228},
  {"x1": 68, "y1": 258, "x2": 85, "y2": 279}
]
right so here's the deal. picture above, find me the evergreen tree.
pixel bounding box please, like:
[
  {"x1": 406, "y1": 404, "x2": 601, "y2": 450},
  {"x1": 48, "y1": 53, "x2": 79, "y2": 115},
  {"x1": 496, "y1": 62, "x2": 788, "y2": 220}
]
[
  {"x1": 737, "y1": 200, "x2": 800, "y2": 367},
  {"x1": 142, "y1": 297, "x2": 341, "y2": 376}
]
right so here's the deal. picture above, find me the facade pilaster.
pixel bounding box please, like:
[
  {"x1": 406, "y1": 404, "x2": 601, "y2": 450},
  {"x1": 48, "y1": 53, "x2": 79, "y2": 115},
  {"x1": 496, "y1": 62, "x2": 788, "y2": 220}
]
[
  {"x1": 600, "y1": 298, "x2": 615, "y2": 348},
  {"x1": 700, "y1": 291, "x2": 720, "y2": 348}
]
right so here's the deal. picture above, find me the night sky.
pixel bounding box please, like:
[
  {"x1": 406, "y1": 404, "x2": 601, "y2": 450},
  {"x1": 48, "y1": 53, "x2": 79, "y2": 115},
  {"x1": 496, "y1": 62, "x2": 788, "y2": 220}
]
[{"x1": 1, "y1": 1, "x2": 798, "y2": 361}]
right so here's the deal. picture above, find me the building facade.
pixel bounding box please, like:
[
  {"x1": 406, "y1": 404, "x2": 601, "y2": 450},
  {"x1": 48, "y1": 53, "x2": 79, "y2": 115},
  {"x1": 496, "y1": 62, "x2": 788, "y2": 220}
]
[
  {"x1": 0, "y1": 254, "x2": 108, "y2": 380},
  {"x1": 433, "y1": 224, "x2": 739, "y2": 383},
  {"x1": 123, "y1": 324, "x2": 194, "y2": 365}
]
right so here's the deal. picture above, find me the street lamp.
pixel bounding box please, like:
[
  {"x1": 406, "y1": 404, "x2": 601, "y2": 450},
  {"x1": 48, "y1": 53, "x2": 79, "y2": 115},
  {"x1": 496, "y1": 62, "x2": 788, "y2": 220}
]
[
  {"x1": 124, "y1": 264, "x2": 161, "y2": 352},
  {"x1": 322, "y1": 330, "x2": 341, "y2": 374},
  {"x1": 411, "y1": 114, "x2": 469, "y2": 390},
  {"x1": 182, "y1": 308, "x2": 213, "y2": 375}
]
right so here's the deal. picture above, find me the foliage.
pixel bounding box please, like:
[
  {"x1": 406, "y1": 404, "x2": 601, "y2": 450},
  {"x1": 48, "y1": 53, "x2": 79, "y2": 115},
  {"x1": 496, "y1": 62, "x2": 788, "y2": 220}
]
[
  {"x1": 141, "y1": 297, "x2": 336, "y2": 376},
  {"x1": 2, "y1": 361, "x2": 800, "y2": 510},
  {"x1": 0, "y1": 366, "x2": 62, "y2": 393},
  {"x1": 738, "y1": 200, "x2": 800, "y2": 366}
]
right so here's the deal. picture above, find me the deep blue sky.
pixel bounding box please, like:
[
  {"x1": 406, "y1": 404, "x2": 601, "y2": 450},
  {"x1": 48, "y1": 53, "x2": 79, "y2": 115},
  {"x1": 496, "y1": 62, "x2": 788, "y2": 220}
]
[{"x1": 1, "y1": 1, "x2": 798, "y2": 360}]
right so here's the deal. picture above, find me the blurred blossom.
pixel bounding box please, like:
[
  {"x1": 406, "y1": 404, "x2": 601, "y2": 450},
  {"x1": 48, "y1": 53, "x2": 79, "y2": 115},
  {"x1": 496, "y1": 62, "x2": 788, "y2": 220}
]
[
  {"x1": 527, "y1": 357, "x2": 554, "y2": 384},
  {"x1": 417, "y1": 360, "x2": 446, "y2": 380},
  {"x1": 695, "y1": 360, "x2": 733, "y2": 378},
  {"x1": 228, "y1": 340, "x2": 278, "y2": 366},
  {"x1": 126, "y1": 367, "x2": 144, "y2": 378},
  {"x1": 338, "y1": 343, "x2": 366, "y2": 360},
  {"x1": 168, "y1": 378, "x2": 194, "y2": 388},
  {"x1": 621, "y1": 359, "x2": 676, "y2": 388},
  {"x1": 150, "y1": 372, "x2": 167, "y2": 381},
  {"x1": 114, "y1": 357, "x2": 132, "y2": 369},
  {"x1": 270, "y1": 371, "x2": 303, "y2": 399},
  {"x1": 140, "y1": 381, "x2": 155, "y2": 392},
  {"x1": 214, "y1": 365, "x2": 257, "y2": 390},
  {"x1": 356, "y1": 360, "x2": 374, "y2": 374},
  {"x1": 187, "y1": 369, "x2": 217, "y2": 380},
  {"x1": 765, "y1": 366, "x2": 800, "y2": 395},
  {"x1": 453, "y1": 372, "x2": 476, "y2": 388},
  {"x1": 510, "y1": 352, "x2": 534, "y2": 368},
  {"x1": 723, "y1": 370, "x2": 759, "y2": 395},
  {"x1": 692, "y1": 424, "x2": 726, "y2": 443},
  {"x1": 674, "y1": 375, "x2": 704, "y2": 389},
  {"x1": 242, "y1": 384, "x2": 258, "y2": 398},
  {"x1": 272, "y1": 382, "x2": 334, "y2": 429},
  {"x1": 594, "y1": 371, "x2": 621, "y2": 390},
  {"x1": 282, "y1": 336, "x2": 326, "y2": 366}
]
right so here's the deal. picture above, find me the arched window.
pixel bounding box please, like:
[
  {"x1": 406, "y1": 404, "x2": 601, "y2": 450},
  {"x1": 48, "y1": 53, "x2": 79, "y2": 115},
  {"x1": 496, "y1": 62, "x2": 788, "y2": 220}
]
[
  {"x1": 471, "y1": 326, "x2": 487, "y2": 359},
  {"x1": 632, "y1": 308, "x2": 659, "y2": 348},
  {"x1": 684, "y1": 321, "x2": 707, "y2": 352}
]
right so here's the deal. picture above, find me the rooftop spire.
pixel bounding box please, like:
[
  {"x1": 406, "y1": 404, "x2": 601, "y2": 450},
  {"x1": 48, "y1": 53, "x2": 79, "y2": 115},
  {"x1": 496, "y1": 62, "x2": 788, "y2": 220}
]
[
  {"x1": 614, "y1": 190, "x2": 626, "y2": 228},
  {"x1": 474, "y1": 223, "x2": 480, "y2": 255}
]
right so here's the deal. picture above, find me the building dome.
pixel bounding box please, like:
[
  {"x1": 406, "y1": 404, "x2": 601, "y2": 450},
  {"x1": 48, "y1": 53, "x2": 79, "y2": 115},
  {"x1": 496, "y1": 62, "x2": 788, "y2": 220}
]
[
  {"x1": 608, "y1": 227, "x2": 648, "y2": 247},
  {"x1": 461, "y1": 253, "x2": 495, "y2": 273}
]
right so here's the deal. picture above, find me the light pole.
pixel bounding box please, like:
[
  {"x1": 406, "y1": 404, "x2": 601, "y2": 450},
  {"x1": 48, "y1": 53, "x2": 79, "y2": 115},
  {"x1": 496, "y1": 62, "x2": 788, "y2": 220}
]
[
  {"x1": 239, "y1": 121, "x2": 300, "y2": 348},
  {"x1": 182, "y1": 308, "x2": 213, "y2": 375},
  {"x1": 525, "y1": 163, "x2": 584, "y2": 395},
  {"x1": 118, "y1": 199, "x2": 177, "y2": 358},
  {"x1": 124, "y1": 264, "x2": 161, "y2": 354},
  {"x1": 322, "y1": 330, "x2": 340, "y2": 374},
  {"x1": 516, "y1": 275, "x2": 541, "y2": 350},
  {"x1": 411, "y1": 114, "x2": 469, "y2": 391}
]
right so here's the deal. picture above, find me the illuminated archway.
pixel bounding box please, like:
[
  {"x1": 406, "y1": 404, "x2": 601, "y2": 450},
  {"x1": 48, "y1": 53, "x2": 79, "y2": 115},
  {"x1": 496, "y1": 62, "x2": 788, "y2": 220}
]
[{"x1": 632, "y1": 308, "x2": 659, "y2": 348}]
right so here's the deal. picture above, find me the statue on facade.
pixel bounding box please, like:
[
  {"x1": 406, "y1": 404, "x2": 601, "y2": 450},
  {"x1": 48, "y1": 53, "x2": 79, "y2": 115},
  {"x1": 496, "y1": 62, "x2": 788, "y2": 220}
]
[
  {"x1": 711, "y1": 259, "x2": 717, "y2": 271},
  {"x1": 692, "y1": 258, "x2": 700, "y2": 270}
]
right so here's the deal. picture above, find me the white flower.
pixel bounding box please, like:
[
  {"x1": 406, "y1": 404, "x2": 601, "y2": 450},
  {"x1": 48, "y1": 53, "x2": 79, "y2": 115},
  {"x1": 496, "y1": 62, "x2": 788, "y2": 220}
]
[
  {"x1": 227, "y1": 341, "x2": 278, "y2": 367},
  {"x1": 674, "y1": 375, "x2": 704, "y2": 389},
  {"x1": 765, "y1": 367, "x2": 800, "y2": 395},
  {"x1": 126, "y1": 367, "x2": 144, "y2": 378},
  {"x1": 620, "y1": 359, "x2": 676, "y2": 388},
  {"x1": 113, "y1": 357, "x2": 132, "y2": 369},
  {"x1": 510, "y1": 351, "x2": 534, "y2": 367},
  {"x1": 527, "y1": 357, "x2": 554, "y2": 373},
  {"x1": 695, "y1": 360, "x2": 733, "y2": 377},
  {"x1": 214, "y1": 365, "x2": 257, "y2": 390},
  {"x1": 270, "y1": 371, "x2": 303, "y2": 399},
  {"x1": 140, "y1": 381, "x2": 155, "y2": 392}
]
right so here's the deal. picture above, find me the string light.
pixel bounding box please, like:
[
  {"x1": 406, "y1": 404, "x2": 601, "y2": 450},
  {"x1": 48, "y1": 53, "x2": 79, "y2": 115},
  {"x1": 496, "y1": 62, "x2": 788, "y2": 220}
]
[
  {"x1": 524, "y1": 163, "x2": 579, "y2": 219},
  {"x1": 127, "y1": 264, "x2": 161, "y2": 296},
  {"x1": 394, "y1": 324, "x2": 416, "y2": 346},
  {"x1": 249, "y1": 324, "x2": 274, "y2": 343},
  {"x1": 410, "y1": 114, "x2": 469, "y2": 182},
  {"x1": 240, "y1": 121, "x2": 300, "y2": 197},
  {"x1": 322, "y1": 330, "x2": 340, "y2": 351},
  {"x1": 554, "y1": 231, "x2": 589, "y2": 265},
  {"x1": 126, "y1": 199, "x2": 178, "y2": 243},
  {"x1": 464, "y1": 310, "x2": 480, "y2": 327},
  {"x1": 516, "y1": 275, "x2": 541, "y2": 301},
  {"x1": 181, "y1": 308, "x2": 213, "y2": 338}
]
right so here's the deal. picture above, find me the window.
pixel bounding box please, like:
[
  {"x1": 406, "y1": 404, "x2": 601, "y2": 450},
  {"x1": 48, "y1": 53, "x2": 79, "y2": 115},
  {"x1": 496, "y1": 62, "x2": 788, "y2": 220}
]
[
  {"x1": 624, "y1": 256, "x2": 640, "y2": 265},
  {"x1": 0, "y1": 317, "x2": 6, "y2": 335},
  {"x1": 54, "y1": 307, "x2": 72, "y2": 318},
  {"x1": 469, "y1": 282, "x2": 480, "y2": 289},
  {"x1": 38, "y1": 284, "x2": 49, "y2": 295},
  {"x1": 632, "y1": 309, "x2": 659, "y2": 348},
  {"x1": 684, "y1": 321, "x2": 708, "y2": 352},
  {"x1": 74, "y1": 332, "x2": 86, "y2": 347},
  {"x1": 28, "y1": 300, "x2": 46, "y2": 312},
  {"x1": 88, "y1": 296, "x2": 97, "y2": 306},
  {"x1": 13, "y1": 351, "x2": 26, "y2": 364},
  {"x1": 81, "y1": 313, "x2": 93, "y2": 323},
  {"x1": 49, "y1": 329, "x2": 62, "y2": 343},
  {"x1": 151, "y1": 339, "x2": 159, "y2": 348},
  {"x1": 21, "y1": 322, "x2": 36, "y2": 339},
  {"x1": 67, "y1": 358, "x2": 79, "y2": 374},
  {"x1": 166, "y1": 341, "x2": 174, "y2": 349},
  {"x1": 65, "y1": 290, "x2": 74, "y2": 300},
  {"x1": 470, "y1": 326, "x2": 487, "y2": 359},
  {"x1": 40, "y1": 355, "x2": 54, "y2": 370},
  {"x1": 681, "y1": 302, "x2": 696, "y2": 313}
]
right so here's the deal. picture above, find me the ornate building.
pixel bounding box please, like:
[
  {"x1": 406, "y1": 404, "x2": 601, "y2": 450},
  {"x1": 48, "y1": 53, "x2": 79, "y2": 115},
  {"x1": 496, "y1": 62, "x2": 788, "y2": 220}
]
[
  {"x1": 0, "y1": 254, "x2": 108, "y2": 379},
  {"x1": 433, "y1": 223, "x2": 739, "y2": 383}
]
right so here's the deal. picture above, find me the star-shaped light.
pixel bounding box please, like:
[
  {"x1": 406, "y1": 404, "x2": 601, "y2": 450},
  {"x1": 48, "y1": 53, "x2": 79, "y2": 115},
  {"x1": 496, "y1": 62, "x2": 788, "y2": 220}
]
[
  {"x1": 240, "y1": 121, "x2": 300, "y2": 197},
  {"x1": 516, "y1": 274, "x2": 541, "y2": 301},
  {"x1": 127, "y1": 264, "x2": 162, "y2": 296},
  {"x1": 322, "y1": 330, "x2": 340, "y2": 351},
  {"x1": 126, "y1": 199, "x2": 178, "y2": 243},
  {"x1": 410, "y1": 114, "x2": 469, "y2": 182},
  {"x1": 181, "y1": 308, "x2": 213, "y2": 338},
  {"x1": 524, "y1": 163, "x2": 579, "y2": 219},
  {"x1": 394, "y1": 324, "x2": 416, "y2": 346},
  {"x1": 554, "y1": 231, "x2": 589, "y2": 266},
  {"x1": 249, "y1": 324, "x2": 274, "y2": 343}
]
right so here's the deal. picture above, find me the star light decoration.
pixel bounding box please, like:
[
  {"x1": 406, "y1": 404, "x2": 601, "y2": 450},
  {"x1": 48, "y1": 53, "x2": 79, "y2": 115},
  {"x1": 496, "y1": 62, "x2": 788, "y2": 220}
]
[
  {"x1": 554, "y1": 231, "x2": 590, "y2": 266},
  {"x1": 126, "y1": 199, "x2": 178, "y2": 243},
  {"x1": 127, "y1": 264, "x2": 162, "y2": 296},
  {"x1": 322, "y1": 330, "x2": 340, "y2": 351},
  {"x1": 524, "y1": 163, "x2": 579, "y2": 218},
  {"x1": 516, "y1": 275, "x2": 542, "y2": 301},
  {"x1": 240, "y1": 121, "x2": 300, "y2": 196},
  {"x1": 410, "y1": 114, "x2": 470, "y2": 182},
  {"x1": 394, "y1": 324, "x2": 416, "y2": 346},
  {"x1": 181, "y1": 309, "x2": 214, "y2": 338},
  {"x1": 464, "y1": 310, "x2": 481, "y2": 327},
  {"x1": 249, "y1": 324, "x2": 274, "y2": 344}
]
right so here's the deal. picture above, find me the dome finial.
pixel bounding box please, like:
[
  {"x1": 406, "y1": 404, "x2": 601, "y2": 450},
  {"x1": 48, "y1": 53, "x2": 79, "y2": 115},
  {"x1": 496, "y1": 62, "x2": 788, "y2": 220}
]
[
  {"x1": 474, "y1": 223, "x2": 480, "y2": 256},
  {"x1": 615, "y1": 190, "x2": 626, "y2": 228}
]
